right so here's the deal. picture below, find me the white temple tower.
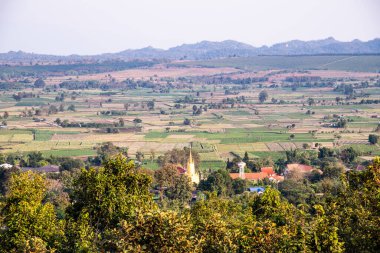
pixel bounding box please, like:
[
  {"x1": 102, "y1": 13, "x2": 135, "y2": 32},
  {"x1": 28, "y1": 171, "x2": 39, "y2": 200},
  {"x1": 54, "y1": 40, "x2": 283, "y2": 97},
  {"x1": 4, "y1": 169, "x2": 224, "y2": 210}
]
[{"x1": 237, "y1": 161, "x2": 246, "y2": 179}]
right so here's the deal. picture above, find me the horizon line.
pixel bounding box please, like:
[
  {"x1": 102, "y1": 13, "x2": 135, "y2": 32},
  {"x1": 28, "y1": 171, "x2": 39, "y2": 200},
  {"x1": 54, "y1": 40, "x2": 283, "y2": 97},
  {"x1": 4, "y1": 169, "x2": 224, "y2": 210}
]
[{"x1": 1, "y1": 36, "x2": 380, "y2": 57}]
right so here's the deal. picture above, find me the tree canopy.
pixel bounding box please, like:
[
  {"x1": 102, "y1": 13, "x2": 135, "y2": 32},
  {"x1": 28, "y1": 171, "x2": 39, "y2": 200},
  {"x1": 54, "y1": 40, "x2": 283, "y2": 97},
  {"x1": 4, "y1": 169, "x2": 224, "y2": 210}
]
[{"x1": 0, "y1": 155, "x2": 379, "y2": 252}]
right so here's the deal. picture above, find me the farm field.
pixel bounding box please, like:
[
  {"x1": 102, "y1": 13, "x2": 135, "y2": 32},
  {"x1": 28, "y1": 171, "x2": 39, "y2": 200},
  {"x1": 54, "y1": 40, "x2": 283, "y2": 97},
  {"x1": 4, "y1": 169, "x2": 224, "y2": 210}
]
[{"x1": 1, "y1": 55, "x2": 380, "y2": 172}]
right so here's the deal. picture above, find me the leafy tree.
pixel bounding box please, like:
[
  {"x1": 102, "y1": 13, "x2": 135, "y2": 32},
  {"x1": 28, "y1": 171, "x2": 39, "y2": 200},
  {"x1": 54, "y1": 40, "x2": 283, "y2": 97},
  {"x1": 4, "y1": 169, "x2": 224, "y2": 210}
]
[
  {"x1": 198, "y1": 169, "x2": 233, "y2": 196},
  {"x1": 318, "y1": 147, "x2": 336, "y2": 159},
  {"x1": 340, "y1": 147, "x2": 359, "y2": 164},
  {"x1": 90, "y1": 142, "x2": 128, "y2": 165},
  {"x1": 190, "y1": 195, "x2": 240, "y2": 253},
  {"x1": 183, "y1": 118, "x2": 191, "y2": 125},
  {"x1": 48, "y1": 105, "x2": 58, "y2": 114},
  {"x1": 63, "y1": 212, "x2": 97, "y2": 252},
  {"x1": 307, "y1": 97, "x2": 315, "y2": 106},
  {"x1": 344, "y1": 84, "x2": 354, "y2": 95},
  {"x1": 0, "y1": 171, "x2": 64, "y2": 252},
  {"x1": 118, "y1": 117, "x2": 125, "y2": 127},
  {"x1": 335, "y1": 117, "x2": 347, "y2": 128},
  {"x1": 3, "y1": 111, "x2": 9, "y2": 119},
  {"x1": 278, "y1": 179, "x2": 315, "y2": 205},
  {"x1": 135, "y1": 151, "x2": 144, "y2": 162},
  {"x1": 147, "y1": 100, "x2": 155, "y2": 110},
  {"x1": 154, "y1": 164, "x2": 192, "y2": 204},
  {"x1": 322, "y1": 162, "x2": 345, "y2": 179},
  {"x1": 307, "y1": 205, "x2": 344, "y2": 252},
  {"x1": 315, "y1": 178, "x2": 342, "y2": 196},
  {"x1": 67, "y1": 104, "x2": 76, "y2": 111},
  {"x1": 251, "y1": 187, "x2": 294, "y2": 226},
  {"x1": 166, "y1": 174, "x2": 193, "y2": 204},
  {"x1": 258, "y1": 90, "x2": 268, "y2": 103},
  {"x1": 308, "y1": 169, "x2": 323, "y2": 183},
  {"x1": 154, "y1": 164, "x2": 180, "y2": 189},
  {"x1": 133, "y1": 118, "x2": 142, "y2": 126},
  {"x1": 232, "y1": 178, "x2": 246, "y2": 194},
  {"x1": 159, "y1": 148, "x2": 200, "y2": 171},
  {"x1": 59, "y1": 157, "x2": 84, "y2": 172},
  {"x1": 67, "y1": 154, "x2": 155, "y2": 232},
  {"x1": 286, "y1": 149, "x2": 298, "y2": 163},
  {"x1": 368, "y1": 134, "x2": 379, "y2": 144},
  {"x1": 21, "y1": 151, "x2": 45, "y2": 168},
  {"x1": 335, "y1": 157, "x2": 380, "y2": 252},
  {"x1": 34, "y1": 78, "x2": 46, "y2": 88},
  {"x1": 242, "y1": 151, "x2": 249, "y2": 163},
  {"x1": 110, "y1": 210, "x2": 194, "y2": 252},
  {"x1": 0, "y1": 164, "x2": 20, "y2": 195}
]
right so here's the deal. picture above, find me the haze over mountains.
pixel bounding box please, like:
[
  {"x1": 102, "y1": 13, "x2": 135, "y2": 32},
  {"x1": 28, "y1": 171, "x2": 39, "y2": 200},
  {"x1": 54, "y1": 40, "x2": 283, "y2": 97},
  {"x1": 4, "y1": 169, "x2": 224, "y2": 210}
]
[{"x1": 1, "y1": 37, "x2": 380, "y2": 62}]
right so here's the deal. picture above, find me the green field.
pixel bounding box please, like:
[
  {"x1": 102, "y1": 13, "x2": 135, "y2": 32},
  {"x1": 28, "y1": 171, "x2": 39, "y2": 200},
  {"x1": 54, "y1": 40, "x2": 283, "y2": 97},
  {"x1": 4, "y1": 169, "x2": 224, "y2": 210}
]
[
  {"x1": 40, "y1": 149, "x2": 97, "y2": 157},
  {"x1": 34, "y1": 130, "x2": 81, "y2": 141}
]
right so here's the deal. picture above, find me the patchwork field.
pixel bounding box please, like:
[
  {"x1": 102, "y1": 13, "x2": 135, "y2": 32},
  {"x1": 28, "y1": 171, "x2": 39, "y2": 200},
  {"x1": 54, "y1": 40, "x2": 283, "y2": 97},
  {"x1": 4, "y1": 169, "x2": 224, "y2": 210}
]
[{"x1": 1, "y1": 56, "x2": 380, "y2": 171}]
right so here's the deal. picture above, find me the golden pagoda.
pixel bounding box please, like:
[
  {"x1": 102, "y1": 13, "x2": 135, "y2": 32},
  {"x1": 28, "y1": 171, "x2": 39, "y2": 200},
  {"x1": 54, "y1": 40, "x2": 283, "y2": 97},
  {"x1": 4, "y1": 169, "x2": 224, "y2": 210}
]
[{"x1": 186, "y1": 148, "x2": 200, "y2": 184}]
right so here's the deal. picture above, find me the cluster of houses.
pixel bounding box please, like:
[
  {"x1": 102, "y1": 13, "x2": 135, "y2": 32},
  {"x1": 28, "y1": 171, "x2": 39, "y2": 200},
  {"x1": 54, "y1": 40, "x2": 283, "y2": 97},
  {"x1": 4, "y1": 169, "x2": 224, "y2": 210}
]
[
  {"x1": 2, "y1": 149, "x2": 317, "y2": 198},
  {"x1": 229, "y1": 162, "x2": 284, "y2": 183},
  {"x1": 229, "y1": 161, "x2": 315, "y2": 184}
]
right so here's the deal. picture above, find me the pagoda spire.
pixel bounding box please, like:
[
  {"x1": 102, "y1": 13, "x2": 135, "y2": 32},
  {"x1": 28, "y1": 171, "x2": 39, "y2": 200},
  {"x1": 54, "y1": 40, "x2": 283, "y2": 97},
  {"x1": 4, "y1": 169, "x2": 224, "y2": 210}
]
[
  {"x1": 186, "y1": 143, "x2": 199, "y2": 184},
  {"x1": 189, "y1": 146, "x2": 193, "y2": 164}
]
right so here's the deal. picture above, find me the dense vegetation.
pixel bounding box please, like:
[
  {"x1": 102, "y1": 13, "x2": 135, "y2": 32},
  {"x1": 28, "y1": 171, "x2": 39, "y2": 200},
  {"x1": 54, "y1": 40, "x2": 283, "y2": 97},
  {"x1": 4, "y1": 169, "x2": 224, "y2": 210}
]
[
  {"x1": 0, "y1": 60, "x2": 158, "y2": 78},
  {"x1": 0, "y1": 152, "x2": 379, "y2": 252}
]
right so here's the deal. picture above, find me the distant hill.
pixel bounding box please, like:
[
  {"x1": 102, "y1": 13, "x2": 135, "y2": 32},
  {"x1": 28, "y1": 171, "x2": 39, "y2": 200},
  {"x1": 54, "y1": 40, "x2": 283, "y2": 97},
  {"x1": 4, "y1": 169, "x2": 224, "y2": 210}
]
[
  {"x1": 260, "y1": 37, "x2": 380, "y2": 55},
  {"x1": 1, "y1": 38, "x2": 380, "y2": 62}
]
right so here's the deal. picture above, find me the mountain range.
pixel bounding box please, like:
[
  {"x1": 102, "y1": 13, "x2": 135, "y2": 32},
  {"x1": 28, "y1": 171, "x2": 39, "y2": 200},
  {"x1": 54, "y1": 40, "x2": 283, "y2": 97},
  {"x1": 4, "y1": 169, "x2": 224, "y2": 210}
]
[{"x1": 1, "y1": 37, "x2": 380, "y2": 62}]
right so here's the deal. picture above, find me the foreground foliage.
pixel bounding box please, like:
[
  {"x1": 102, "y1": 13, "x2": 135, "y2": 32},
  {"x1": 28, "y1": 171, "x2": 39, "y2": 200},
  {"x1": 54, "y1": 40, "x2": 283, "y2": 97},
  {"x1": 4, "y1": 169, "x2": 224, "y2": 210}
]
[{"x1": 0, "y1": 155, "x2": 379, "y2": 252}]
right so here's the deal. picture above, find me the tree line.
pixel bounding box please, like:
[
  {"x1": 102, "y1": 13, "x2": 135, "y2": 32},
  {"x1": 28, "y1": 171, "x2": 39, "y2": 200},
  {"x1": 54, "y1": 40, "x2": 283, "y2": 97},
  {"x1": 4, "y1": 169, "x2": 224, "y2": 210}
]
[{"x1": 0, "y1": 152, "x2": 379, "y2": 252}]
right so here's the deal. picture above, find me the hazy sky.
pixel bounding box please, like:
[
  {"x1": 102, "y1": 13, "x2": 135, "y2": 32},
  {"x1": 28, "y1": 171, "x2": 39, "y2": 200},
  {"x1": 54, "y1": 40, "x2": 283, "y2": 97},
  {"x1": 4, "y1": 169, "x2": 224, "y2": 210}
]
[{"x1": 0, "y1": 0, "x2": 379, "y2": 55}]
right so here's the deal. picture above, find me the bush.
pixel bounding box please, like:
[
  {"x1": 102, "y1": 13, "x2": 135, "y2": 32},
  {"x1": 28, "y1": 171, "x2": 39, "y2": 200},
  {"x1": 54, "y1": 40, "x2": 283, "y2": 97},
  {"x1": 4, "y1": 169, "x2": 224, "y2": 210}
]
[{"x1": 368, "y1": 134, "x2": 379, "y2": 145}]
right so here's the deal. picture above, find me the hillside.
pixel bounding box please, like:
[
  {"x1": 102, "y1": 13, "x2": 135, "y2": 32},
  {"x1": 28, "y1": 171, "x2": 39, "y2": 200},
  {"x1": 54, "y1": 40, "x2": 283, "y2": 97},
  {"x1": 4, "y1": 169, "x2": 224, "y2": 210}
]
[{"x1": 1, "y1": 38, "x2": 380, "y2": 63}]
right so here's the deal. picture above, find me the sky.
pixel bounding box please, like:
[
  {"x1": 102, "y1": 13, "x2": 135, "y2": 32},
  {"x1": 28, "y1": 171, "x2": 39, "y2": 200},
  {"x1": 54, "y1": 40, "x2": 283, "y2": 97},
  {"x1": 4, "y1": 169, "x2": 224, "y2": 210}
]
[{"x1": 0, "y1": 0, "x2": 379, "y2": 55}]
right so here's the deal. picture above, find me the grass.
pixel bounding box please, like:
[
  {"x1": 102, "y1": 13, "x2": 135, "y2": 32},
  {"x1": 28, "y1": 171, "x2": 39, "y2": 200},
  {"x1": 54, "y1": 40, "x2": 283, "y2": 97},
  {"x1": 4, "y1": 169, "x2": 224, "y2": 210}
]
[
  {"x1": 200, "y1": 160, "x2": 226, "y2": 171},
  {"x1": 0, "y1": 129, "x2": 33, "y2": 135},
  {"x1": 40, "y1": 149, "x2": 96, "y2": 157},
  {"x1": 191, "y1": 142, "x2": 215, "y2": 153},
  {"x1": 145, "y1": 131, "x2": 171, "y2": 139},
  {"x1": 141, "y1": 160, "x2": 160, "y2": 170},
  {"x1": 249, "y1": 151, "x2": 287, "y2": 160},
  {"x1": 34, "y1": 130, "x2": 55, "y2": 141},
  {"x1": 145, "y1": 128, "x2": 332, "y2": 144},
  {"x1": 340, "y1": 144, "x2": 380, "y2": 156},
  {"x1": 34, "y1": 130, "x2": 81, "y2": 141}
]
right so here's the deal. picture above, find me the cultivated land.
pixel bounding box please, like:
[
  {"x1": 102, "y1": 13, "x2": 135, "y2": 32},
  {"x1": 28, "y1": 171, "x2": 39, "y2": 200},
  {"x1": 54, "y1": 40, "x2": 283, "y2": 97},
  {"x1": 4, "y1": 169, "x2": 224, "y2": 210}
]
[{"x1": 1, "y1": 55, "x2": 380, "y2": 171}]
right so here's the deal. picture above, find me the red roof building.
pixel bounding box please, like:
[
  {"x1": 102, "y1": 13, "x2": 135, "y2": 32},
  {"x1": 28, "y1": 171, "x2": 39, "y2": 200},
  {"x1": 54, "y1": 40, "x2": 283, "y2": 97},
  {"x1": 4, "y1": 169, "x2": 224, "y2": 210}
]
[
  {"x1": 230, "y1": 166, "x2": 283, "y2": 183},
  {"x1": 261, "y1": 167, "x2": 275, "y2": 176}
]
